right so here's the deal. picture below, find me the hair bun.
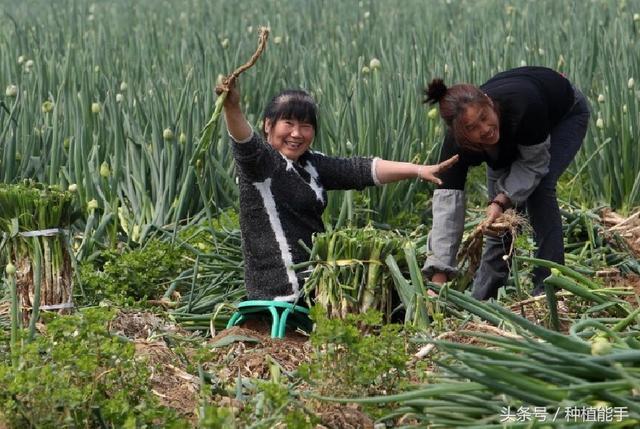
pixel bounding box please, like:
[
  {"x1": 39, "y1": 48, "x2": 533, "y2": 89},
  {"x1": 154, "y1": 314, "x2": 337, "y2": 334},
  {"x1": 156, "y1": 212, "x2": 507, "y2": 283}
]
[{"x1": 424, "y1": 78, "x2": 447, "y2": 104}]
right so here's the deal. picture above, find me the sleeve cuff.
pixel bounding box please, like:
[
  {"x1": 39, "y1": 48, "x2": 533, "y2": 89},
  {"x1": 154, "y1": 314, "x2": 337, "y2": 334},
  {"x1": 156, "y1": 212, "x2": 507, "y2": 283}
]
[
  {"x1": 371, "y1": 157, "x2": 382, "y2": 186},
  {"x1": 420, "y1": 189, "x2": 466, "y2": 278},
  {"x1": 422, "y1": 258, "x2": 458, "y2": 279},
  {"x1": 229, "y1": 127, "x2": 254, "y2": 144}
]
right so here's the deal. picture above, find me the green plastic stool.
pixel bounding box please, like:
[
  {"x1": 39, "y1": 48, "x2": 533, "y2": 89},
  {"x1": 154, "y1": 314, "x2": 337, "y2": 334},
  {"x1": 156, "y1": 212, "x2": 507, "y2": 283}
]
[{"x1": 226, "y1": 300, "x2": 312, "y2": 338}]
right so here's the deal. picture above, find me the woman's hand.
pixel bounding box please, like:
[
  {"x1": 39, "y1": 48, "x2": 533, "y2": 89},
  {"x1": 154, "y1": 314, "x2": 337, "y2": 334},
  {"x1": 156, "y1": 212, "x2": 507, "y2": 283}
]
[
  {"x1": 418, "y1": 155, "x2": 459, "y2": 185},
  {"x1": 215, "y1": 77, "x2": 241, "y2": 109},
  {"x1": 217, "y1": 78, "x2": 252, "y2": 142},
  {"x1": 482, "y1": 193, "x2": 511, "y2": 234},
  {"x1": 485, "y1": 201, "x2": 503, "y2": 225}
]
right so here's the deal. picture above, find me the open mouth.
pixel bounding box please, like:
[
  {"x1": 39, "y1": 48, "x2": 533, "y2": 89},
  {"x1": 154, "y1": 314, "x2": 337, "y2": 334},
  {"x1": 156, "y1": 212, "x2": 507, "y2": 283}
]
[
  {"x1": 484, "y1": 129, "x2": 497, "y2": 142},
  {"x1": 285, "y1": 140, "x2": 303, "y2": 149}
]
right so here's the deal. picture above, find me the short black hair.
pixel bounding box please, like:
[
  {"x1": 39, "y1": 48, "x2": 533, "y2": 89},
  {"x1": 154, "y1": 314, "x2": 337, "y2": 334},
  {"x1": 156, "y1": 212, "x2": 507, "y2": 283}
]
[{"x1": 262, "y1": 89, "x2": 318, "y2": 136}]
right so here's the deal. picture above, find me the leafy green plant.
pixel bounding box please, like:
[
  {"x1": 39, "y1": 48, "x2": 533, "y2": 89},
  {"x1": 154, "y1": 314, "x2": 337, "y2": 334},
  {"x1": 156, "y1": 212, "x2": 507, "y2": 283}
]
[
  {"x1": 78, "y1": 239, "x2": 187, "y2": 305},
  {"x1": 198, "y1": 404, "x2": 237, "y2": 429},
  {"x1": 243, "y1": 381, "x2": 316, "y2": 429},
  {"x1": 0, "y1": 307, "x2": 186, "y2": 428},
  {"x1": 199, "y1": 381, "x2": 317, "y2": 429},
  {"x1": 300, "y1": 307, "x2": 409, "y2": 397}
]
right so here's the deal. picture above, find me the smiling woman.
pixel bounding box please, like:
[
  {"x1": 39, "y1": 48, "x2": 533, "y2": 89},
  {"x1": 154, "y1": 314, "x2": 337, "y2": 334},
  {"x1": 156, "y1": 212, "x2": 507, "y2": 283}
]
[
  {"x1": 461, "y1": 102, "x2": 500, "y2": 146},
  {"x1": 266, "y1": 118, "x2": 314, "y2": 160},
  {"x1": 262, "y1": 90, "x2": 316, "y2": 161},
  {"x1": 422, "y1": 66, "x2": 591, "y2": 300},
  {"x1": 219, "y1": 80, "x2": 457, "y2": 302}
]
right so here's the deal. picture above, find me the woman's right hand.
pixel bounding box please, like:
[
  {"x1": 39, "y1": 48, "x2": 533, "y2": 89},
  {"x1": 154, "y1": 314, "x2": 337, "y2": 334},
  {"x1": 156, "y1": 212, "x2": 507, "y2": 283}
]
[
  {"x1": 217, "y1": 77, "x2": 252, "y2": 142},
  {"x1": 216, "y1": 77, "x2": 241, "y2": 109},
  {"x1": 418, "y1": 154, "x2": 459, "y2": 185}
]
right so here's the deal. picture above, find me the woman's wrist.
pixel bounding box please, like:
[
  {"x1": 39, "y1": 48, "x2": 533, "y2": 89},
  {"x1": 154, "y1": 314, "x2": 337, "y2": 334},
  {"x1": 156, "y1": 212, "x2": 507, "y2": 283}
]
[
  {"x1": 488, "y1": 199, "x2": 506, "y2": 211},
  {"x1": 490, "y1": 193, "x2": 511, "y2": 210}
]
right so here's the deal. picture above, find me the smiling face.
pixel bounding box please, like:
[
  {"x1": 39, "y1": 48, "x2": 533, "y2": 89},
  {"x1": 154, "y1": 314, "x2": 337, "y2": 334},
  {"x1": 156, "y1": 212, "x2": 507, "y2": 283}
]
[
  {"x1": 264, "y1": 118, "x2": 315, "y2": 161},
  {"x1": 261, "y1": 90, "x2": 318, "y2": 161},
  {"x1": 460, "y1": 102, "x2": 500, "y2": 146}
]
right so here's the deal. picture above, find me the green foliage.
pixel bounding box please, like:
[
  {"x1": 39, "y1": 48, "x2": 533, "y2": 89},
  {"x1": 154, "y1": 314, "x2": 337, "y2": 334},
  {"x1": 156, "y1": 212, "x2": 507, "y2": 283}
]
[
  {"x1": 0, "y1": 308, "x2": 186, "y2": 428},
  {"x1": 3, "y1": 0, "x2": 638, "y2": 246},
  {"x1": 0, "y1": 180, "x2": 79, "y2": 232},
  {"x1": 243, "y1": 381, "x2": 316, "y2": 428},
  {"x1": 385, "y1": 191, "x2": 431, "y2": 230},
  {"x1": 305, "y1": 226, "x2": 408, "y2": 320},
  {"x1": 78, "y1": 239, "x2": 187, "y2": 305},
  {"x1": 0, "y1": 328, "x2": 8, "y2": 365},
  {"x1": 211, "y1": 208, "x2": 240, "y2": 231},
  {"x1": 199, "y1": 381, "x2": 317, "y2": 429},
  {"x1": 198, "y1": 404, "x2": 237, "y2": 429},
  {"x1": 177, "y1": 208, "x2": 240, "y2": 254},
  {"x1": 300, "y1": 307, "x2": 409, "y2": 396}
]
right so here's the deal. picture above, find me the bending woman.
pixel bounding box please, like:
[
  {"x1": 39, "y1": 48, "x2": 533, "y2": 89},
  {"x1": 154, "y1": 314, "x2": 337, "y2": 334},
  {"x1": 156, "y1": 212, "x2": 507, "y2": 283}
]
[
  {"x1": 220, "y1": 81, "x2": 458, "y2": 302},
  {"x1": 422, "y1": 66, "x2": 590, "y2": 299}
]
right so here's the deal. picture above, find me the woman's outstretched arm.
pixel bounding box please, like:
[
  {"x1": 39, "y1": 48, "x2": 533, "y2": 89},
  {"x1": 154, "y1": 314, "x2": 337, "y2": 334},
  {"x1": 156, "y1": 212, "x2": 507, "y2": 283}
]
[{"x1": 375, "y1": 155, "x2": 459, "y2": 185}]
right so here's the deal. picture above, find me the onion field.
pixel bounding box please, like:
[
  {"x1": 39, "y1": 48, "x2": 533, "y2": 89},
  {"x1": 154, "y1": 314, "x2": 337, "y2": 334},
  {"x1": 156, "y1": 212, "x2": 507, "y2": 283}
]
[{"x1": 0, "y1": 0, "x2": 639, "y2": 427}]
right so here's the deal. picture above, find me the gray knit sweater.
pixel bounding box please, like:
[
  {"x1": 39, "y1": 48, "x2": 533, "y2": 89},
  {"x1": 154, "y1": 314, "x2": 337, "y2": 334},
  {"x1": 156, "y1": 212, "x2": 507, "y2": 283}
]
[{"x1": 232, "y1": 132, "x2": 377, "y2": 301}]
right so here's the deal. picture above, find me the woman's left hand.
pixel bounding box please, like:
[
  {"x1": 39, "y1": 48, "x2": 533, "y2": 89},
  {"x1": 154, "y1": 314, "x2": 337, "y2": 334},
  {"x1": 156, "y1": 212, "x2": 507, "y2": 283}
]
[
  {"x1": 485, "y1": 202, "x2": 503, "y2": 225},
  {"x1": 418, "y1": 155, "x2": 459, "y2": 185}
]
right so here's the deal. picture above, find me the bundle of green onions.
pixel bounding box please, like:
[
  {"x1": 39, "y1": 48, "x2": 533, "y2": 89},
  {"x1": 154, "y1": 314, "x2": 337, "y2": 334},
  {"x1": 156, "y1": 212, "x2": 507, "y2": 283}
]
[
  {"x1": 303, "y1": 226, "x2": 408, "y2": 320},
  {"x1": 169, "y1": 225, "x2": 246, "y2": 334},
  {"x1": 317, "y1": 287, "x2": 640, "y2": 426},
  {"x1": 0, "y1": 181, "x2": 78, "y2": 338}
]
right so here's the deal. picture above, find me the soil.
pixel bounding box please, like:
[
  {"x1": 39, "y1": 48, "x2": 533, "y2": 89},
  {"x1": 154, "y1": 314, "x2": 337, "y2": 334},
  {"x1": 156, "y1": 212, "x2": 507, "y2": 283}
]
[
  {"x1": 109, "y1": 309, "x2": 188, "y2": 339},
  {"x1": 205, "y1": 325, "x2": 312, "y2": 383},
  {"x1": 603, "y1": 272, "x2": 640, "y2": 305},
  {"x1": 109, "y1": 310, "x2": 200, "y2": 420},
  {"x1": 601, "y1": 208, "x2": 640, "y2": 257},
  {"x1": 509, "y1": 293, "x2": 574, "y2": 332},
  {"x1": 134, "y1": 339, "x2": 199, "y2": 420},
  {"x1": 314, "y1": 403, "x2": 375, "y2": 429},
  {"x1": 108, "y1": 311, "x2": 371, "y2": 427}
]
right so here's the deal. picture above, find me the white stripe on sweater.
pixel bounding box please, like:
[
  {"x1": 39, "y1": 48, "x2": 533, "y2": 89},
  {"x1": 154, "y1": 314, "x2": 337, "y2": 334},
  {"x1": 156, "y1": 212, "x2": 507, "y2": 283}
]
[
  {"x1": 303, "y1": 161, "x2": 325, "y2": 203},
  {"x1": 253, "y1": 178, "x2": 300, "y2": 302},
  {"x1": 278, "y1": 152, "x2": 324, "y2": 204}
]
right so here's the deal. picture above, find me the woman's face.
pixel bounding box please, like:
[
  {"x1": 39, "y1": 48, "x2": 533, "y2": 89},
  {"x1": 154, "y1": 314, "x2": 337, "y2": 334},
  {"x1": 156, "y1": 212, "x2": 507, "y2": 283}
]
[
  {"x1": 264, "y1": 118, "x2": 315, "y2": 161},
  {"x1": 460, "y1": 102, "x2": 500, "y2": 146}
]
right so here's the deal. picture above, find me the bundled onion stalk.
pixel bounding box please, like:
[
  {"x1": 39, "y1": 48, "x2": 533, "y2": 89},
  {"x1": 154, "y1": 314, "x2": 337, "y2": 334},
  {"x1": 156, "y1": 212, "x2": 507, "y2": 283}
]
[
  {"x1": 303, "y1": 226, "x2": 407, "y2": 320},
  {"x1": 0, "y1": 181, "x2": 78, "y2": 335}
]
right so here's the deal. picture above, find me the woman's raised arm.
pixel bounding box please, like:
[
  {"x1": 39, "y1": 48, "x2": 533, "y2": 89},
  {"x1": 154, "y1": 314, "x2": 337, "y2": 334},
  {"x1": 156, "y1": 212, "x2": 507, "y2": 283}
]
[{"x1": 218, "y1": 81, "x2": 253, "y2": 142}]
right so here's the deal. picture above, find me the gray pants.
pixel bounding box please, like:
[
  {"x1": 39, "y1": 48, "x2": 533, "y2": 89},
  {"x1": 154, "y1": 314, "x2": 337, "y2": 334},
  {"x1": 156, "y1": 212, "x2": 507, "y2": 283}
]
[{"x1": 471, "y1": 89, "x2": 591, "y2": 300}]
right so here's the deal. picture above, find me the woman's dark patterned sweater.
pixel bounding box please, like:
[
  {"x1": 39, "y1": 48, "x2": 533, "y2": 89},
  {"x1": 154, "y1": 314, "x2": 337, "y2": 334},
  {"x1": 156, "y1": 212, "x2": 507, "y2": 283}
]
[{"x1": 232, "y1": 132, "x2": 377, "y2": 301}]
